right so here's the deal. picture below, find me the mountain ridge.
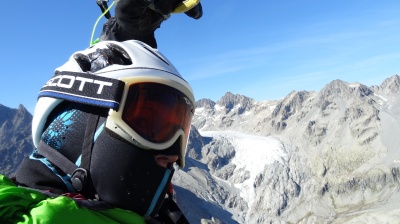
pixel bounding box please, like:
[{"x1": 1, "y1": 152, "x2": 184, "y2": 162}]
[{"x1": 175, "y1": 74, "x2": 400, "y2": 223}]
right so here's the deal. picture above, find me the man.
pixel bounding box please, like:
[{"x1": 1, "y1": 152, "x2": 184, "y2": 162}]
[{"x1": 2, "y1": 40, "x2": 195, "y2": 223}]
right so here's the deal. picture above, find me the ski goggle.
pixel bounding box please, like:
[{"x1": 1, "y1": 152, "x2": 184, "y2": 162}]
[{"x1": 105, "y1": 76, "x2": 195, "y2": 167}]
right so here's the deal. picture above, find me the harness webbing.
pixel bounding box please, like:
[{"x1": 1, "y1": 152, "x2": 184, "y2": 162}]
[
  {"x1": 37, "y1": 114, "x2": 101, "y2": 197},
  {"x1": 71, "y1": 114, "x2": 100, "y2": 197},
  {"x1": 81, "y1": 114, "x2": 100, "y2": 172},
  {"x1": 37, "y1": 141, "x2": 77, "y2": 175}
]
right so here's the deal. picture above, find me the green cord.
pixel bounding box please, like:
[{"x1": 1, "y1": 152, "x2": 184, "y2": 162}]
[{"x1": 90, "y1": 1, "x2": 116, "y2": 46}]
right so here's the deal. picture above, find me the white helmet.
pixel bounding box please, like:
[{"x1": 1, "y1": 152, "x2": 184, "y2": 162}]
[{"x1": 32, "y1": 40, "x2": 195, "y2": 167}]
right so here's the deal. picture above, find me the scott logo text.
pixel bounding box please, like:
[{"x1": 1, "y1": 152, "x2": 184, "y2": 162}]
[{"x1": 43, "y1": 75, "x2": 113, "y2": 94}]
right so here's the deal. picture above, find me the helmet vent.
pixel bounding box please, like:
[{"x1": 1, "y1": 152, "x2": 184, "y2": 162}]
[
  {"x1": 140, "y1": 43, "x2": 170, "y2": 66},
  {"x1": 73, "y1": 43, "x2": 132, "y2": 73}
]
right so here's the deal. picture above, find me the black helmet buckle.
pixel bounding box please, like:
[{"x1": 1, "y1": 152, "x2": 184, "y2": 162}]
[{"x1": 71, "y1": 168, "x2": 88, "y2": 192}]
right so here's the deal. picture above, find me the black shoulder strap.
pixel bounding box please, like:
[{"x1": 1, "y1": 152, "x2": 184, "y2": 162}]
[
  {"x1": 70, "y1": 113, "x2": 100, "y2": 196},
  {"x1": 81, "y1": 113, "x2": 100, "y2": 171},
  {"x1": 37, "y1": 113, "x2": 100, "y2": 197},
  {"x1": 37, "y1": 140, "x2": 78, "y2": 175}
]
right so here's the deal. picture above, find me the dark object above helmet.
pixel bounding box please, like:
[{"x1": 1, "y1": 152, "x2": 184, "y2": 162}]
[{"x1": 99, "y1": 0, "x2": 203, "y2": 48}]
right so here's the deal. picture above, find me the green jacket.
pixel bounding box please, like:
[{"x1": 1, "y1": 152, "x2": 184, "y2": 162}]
[{"x1": 0, "y1": 175, "x2": 145, "y2": 224}]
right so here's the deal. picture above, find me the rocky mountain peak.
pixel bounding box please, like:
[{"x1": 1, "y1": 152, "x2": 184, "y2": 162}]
[
  {"x1": 0, "y1": 104, "x2": 31, "y2": 132},
  {"x1": 319, "y1": 79, "x2": 373, "y2": 100},
  {"x1": 217, "y1": 92, "x2": 254, "y2": 113},
  {"x1": 272, "y1": 91, "x2": 311, "y2": 119},
  {"x1": 268, "y1": 91, "x2": 312, "y2": 132},
  {"x1": 0, "y1": 104, "x2": 33, "y2": 177},
  {"x1": 195, "y1": 98, "x2": 216, "y2": 109},
  {"x1": 380, "y1": 74, "x2": 400, "y2": 95}
]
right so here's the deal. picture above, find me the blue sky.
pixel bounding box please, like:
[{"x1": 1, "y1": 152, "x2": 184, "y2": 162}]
[{"x1": 1, "y1": 1, "x2": 400, "y2": 113}]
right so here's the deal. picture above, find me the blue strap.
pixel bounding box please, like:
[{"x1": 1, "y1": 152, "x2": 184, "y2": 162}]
[{"x1": 145, "y1": 169, "x2": 171, "y2": 217}]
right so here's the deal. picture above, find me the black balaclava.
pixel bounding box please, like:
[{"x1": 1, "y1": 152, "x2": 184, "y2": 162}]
[{"x1": 91, "y1": 127, "x2": 175, "y2": 217}]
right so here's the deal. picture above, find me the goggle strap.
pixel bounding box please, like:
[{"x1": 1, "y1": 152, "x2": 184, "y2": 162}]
[{"x1": 38, "y1": 71, "x2": 124, "y2": 111}]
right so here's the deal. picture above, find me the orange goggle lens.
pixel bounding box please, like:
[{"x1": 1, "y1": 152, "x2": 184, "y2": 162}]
[{"x1": 122, "y1": 82, "x2": 194, "y2": 144}]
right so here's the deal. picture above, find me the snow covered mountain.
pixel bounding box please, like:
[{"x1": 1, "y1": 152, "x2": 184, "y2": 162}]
[{"x1": 172, "y1": 75, "x2": 400, "y2": 223}]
